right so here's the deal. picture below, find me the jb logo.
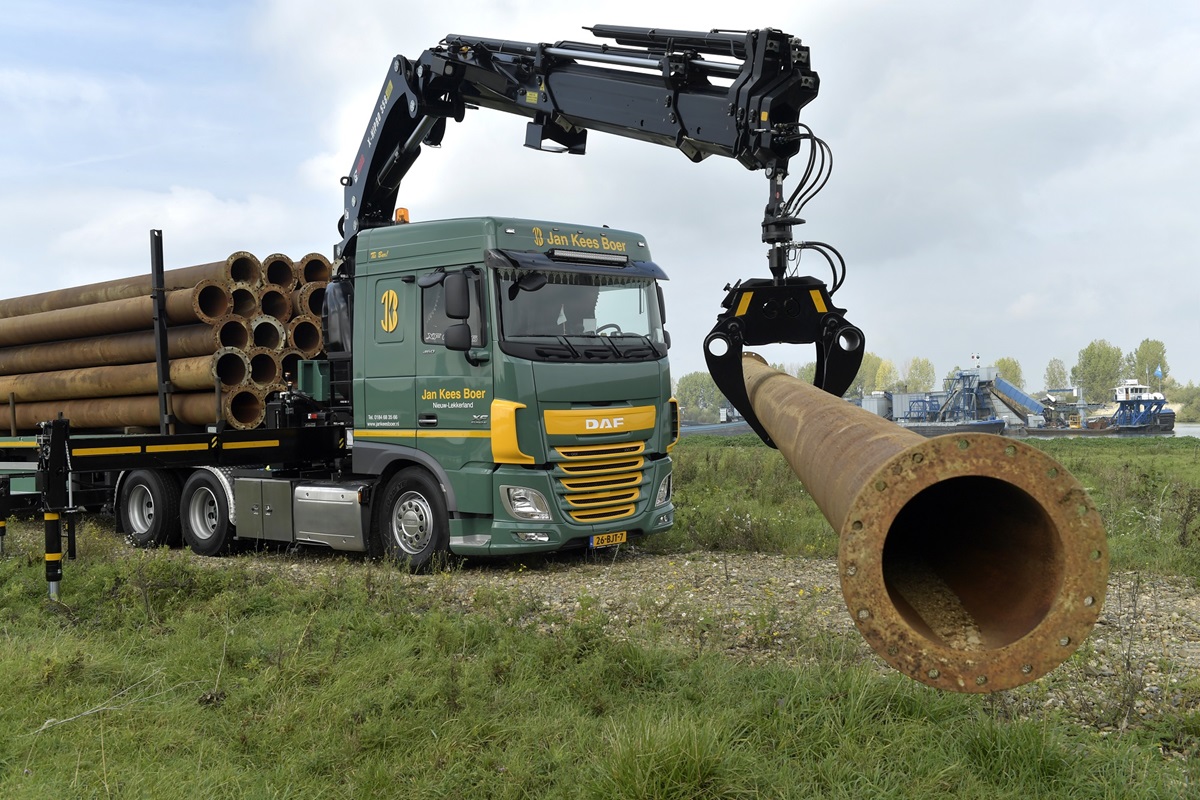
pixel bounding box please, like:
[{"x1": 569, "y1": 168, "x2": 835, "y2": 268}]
[{"x1": 380, "y1": 289, "x2": 399, "y2": 332}]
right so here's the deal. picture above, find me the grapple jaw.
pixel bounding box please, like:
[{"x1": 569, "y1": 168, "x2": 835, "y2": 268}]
[{"x1": 704, "y1": 276, "x2": 864, "y2": 448}]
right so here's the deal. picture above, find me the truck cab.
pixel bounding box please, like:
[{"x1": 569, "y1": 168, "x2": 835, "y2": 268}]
[{"x1": 325, "y1": 216, "x2": 677, "y2": 562}]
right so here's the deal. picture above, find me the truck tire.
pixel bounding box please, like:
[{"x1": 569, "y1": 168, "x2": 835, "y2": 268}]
[
  {"x1": 371, "y1": 467, "x2": 449, "y2": 570},
  {"x1": 119, "y1": 470, "x2": 182, "y2": 548},
  {"x1": 180, "y1": 470, "x2": 234, "y2": 557}
]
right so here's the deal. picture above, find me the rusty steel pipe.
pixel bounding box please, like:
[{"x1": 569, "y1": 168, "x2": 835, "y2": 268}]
[
  {"x1": 294, "y1": 253, "x2": 332, "y2": 286},
  {"x1": 213, "y1": 315, "x2": 252, "y2": 350},
  {"x1": 0, "y1": 251, "x2": 259, "y2": 319},
  {"x1": 0, "y1": 324, "x2": 229, "y2": 376},
  {"x1": 224, "y1": 387, "x2": 266, "y2": 430},
  {"x1": 0, "y1": 355, "x2": 239, "y2": 403},
  {"x1": 6, "y1": 392, "x2": 224, "y2": 432},
  {"x1": 0, "y1": 285, "x2": 230, "y2": 347},
  {"x1": 190, "y1": 280, "x2": 234, "y2": 324},
  {"x1": 246, "y1": 347, "x2": 281, "y2": 388},
  {"x1": 258, "y1": 284, "x2": 293, "y2": 323},
  {"x1": 230, "y1": 283, "x2": 258, "y2": 318},
  {"x1": 740, "y1": 356, "x2": 1108, "y2": 692},
  {"x1": 212, "y1": 348, "x2": 251, "y2": 389},
  {"x1": 287, "y1": 315, "x2": 323, "y2": 358},
  {"x1": 292, "y1": 281, "x2": 327, "y2": 319},
  {"x1": 262, "y1": 253, "x2": 298, "y2": 291},
  {"x1": 250, "y1": 315, "x2": 287, "y2": 352}
]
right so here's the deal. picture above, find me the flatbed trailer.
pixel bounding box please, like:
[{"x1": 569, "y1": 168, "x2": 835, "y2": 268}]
[{"x1": 1, "y1": 416, "x2": 348, "y2": 597}]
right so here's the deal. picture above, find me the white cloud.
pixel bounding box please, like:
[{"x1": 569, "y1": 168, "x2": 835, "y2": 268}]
[{"x1": 0, "y1": 186, "x2": 318, "y2": 292}]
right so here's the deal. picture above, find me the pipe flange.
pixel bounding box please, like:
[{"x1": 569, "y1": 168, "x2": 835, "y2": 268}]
[{"x1": 839, "y1": 433, "x2": 1108, "y2": 692}]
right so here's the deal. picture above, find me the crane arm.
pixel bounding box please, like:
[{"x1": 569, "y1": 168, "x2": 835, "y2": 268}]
[{"x1": 337, "y1": 25, "x2": 819, "y2": 263}]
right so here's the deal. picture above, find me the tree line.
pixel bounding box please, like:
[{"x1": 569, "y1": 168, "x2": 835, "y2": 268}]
[{"x1": 674, "y1": 338, "x2": 1199, "y2": 424}]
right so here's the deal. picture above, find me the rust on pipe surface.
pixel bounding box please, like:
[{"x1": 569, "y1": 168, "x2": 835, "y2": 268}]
[
  {"x1": 0, "y1": 251, "x2": 259, "y2": 318},
  {"x1": 258, "y1": 284, "x2": 293, "y2": 323},
  {"x1": 230, "y1": 283, "x2": 258, "y2": 318},
  {"x1": 191, "y1": 280, "x2": 233, "y2": 324},
  {"x1": 224, "y1": 388, "x2": 266, "y2": 430},
  {"x1": 213, "y1": 315, "x2": 251, "y2": 350},
  {"x1": 294, "y1": 253, "x2": 332, "y2": 285},
  {"x1": 262, "y1": 253, "x2": 298, "y2": 291},
  {"x1": 212, "y1": 348, "x2": 250, "y2": 389},
  {"x1": 0, "y1": 286, "x2": 227, "y2": 347},
  {"x1": 250, "y1": 315, "x2": 287, "y2": 352},
  {"x1": 0, "y1": 355, "x2": 228, "y2": 403},
  {"x1": 9, "y1": 392, "x2": 224, "y2": 431},
  {"x1": 0, "y1": 324, "x2": 222, "y2": 376},
  {"x1": 287, "y1": 315, "x2": 323, "y2": 358},
  {"x1": 740, "y1": 355, "x2": 1108, "y2": 692},
  {"x1": 247, "y1": 347, "x2": 281, "y2": 388},
  {"x1": 292, "y1": 281, "x2": 327, "y2": 319}
]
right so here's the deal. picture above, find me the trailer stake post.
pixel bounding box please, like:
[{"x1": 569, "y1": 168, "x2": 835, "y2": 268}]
[
  {"x1": 0, "y1": 477, "x2": 9, "y2": 556},
  {"x1": 38, "y1": 417, "x2": 70, "y2": 601},
  {"x1": 150, "y1": 230, "x2": 175, "y2": 435}
]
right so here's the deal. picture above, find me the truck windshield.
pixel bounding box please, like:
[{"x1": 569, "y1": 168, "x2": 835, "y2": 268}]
[{"x1": 496, "y1": 269, "x2": 667, "y2": 362}]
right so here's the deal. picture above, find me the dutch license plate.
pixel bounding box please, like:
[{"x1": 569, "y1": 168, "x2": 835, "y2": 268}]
[{"x1": 590, "y1": 531, "x2": 627, "y2": 548}]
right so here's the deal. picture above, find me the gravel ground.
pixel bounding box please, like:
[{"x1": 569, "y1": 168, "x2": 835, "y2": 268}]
[{"x1": 259, "y1": 546, "x2": 1200, "y2": 732}]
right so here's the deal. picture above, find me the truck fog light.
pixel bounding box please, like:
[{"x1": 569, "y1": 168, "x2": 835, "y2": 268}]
[
  {"x1": 501, "y1": 485, "x2": 552, "y2": 521},
  {"x1": 515, "y1": 531, "x2": 551, "y2": 543},
  {"x1": 657, "y1": 511, "x2": 673, "y2": 527},
  {"x1": 655, "y1": 474, "x2": 672, "y2": 506}
]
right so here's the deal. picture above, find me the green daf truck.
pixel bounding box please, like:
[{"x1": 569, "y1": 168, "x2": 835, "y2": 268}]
[{"x1": 337, "y1": 216, "x2": 677, "y2": 561}]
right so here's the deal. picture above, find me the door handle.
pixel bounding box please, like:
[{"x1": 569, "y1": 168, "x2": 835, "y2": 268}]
[{"x1": 418, "y1": 413, "x2": 438, "y2": 427}]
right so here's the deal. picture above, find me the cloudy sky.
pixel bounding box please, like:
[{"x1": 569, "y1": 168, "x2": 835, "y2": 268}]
[{"x1": 3, "y1": 1, "x2": 1197, "y2": 388}]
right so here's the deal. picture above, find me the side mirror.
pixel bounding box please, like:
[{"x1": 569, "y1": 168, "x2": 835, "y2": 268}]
[
  {"x1": 444, "y1": 323, "x2": 472, "y2": 351},
  {"x1": 444, "y1": 272, "x2": 470, "y2": 320}
]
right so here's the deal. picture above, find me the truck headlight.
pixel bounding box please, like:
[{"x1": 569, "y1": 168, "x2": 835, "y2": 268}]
[
  {"x1": 501, "y1": 485, "x2": 552, "y2": 521},
  {"x1": 655, "y1": 474, "x2": 672, "y2": 506}
]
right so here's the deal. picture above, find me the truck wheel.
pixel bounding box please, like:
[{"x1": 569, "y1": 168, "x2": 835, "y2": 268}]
[
  {"x1": 372, "y1": 467, "x2": 449, "y2": 570},
  {"x1": 119, "y1": 470, "x2": 182, "y2": 547},
  {"x1": 180, "y1": 471, "x2": 234, "y2": 557}
]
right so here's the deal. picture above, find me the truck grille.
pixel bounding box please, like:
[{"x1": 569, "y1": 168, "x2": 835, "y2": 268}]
[{"x1": 552, "y1": 442, "x2": 645, "y2": 523}]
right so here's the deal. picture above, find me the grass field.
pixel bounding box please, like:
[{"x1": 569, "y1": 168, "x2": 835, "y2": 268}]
[{"x1": 1, "y1": 435, "x2": 1198, "y2": 798}]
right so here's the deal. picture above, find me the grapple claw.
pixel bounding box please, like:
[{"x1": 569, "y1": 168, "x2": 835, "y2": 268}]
[{"x1": 704, "y1": 276, "x2": 864, "y2": 447}]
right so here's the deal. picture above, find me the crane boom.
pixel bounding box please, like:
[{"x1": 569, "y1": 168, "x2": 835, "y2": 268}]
[{"x1": 337, "y1": 25, "x2": 819, "y2": 264}]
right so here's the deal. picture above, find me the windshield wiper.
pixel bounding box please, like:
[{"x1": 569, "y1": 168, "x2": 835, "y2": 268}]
[
  {"x1": 609, "y1": 333, "x2": 658, "y2": 358},
  {"x1": 509, "y1": 333, "x2": 577, "y2": 359},
  {"x1": 530, "y1": 335, "x2": 580, "y2": 359}
]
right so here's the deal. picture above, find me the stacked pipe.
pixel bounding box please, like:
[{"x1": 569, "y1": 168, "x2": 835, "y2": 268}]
[{"x1": 0, "y1": 251, "x2": 331, "y2": 433}]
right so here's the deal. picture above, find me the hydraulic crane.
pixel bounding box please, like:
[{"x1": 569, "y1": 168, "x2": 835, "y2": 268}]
[{"x1": 334, "y1": 24, "x2": 865, "y2": 445}]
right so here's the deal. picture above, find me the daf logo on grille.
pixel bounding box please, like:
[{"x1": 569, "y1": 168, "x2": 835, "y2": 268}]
[{"x1": 585, "y1": 417, "x2": 625, "y2": 430}]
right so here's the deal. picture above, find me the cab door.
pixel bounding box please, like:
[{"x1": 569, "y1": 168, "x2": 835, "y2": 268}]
[
  {"x1": 414, "y1": 268, "x2": 494, "y2": 485},
  {"x1": 359, "y1": 270, "x2": 417, "y2": 435}
]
